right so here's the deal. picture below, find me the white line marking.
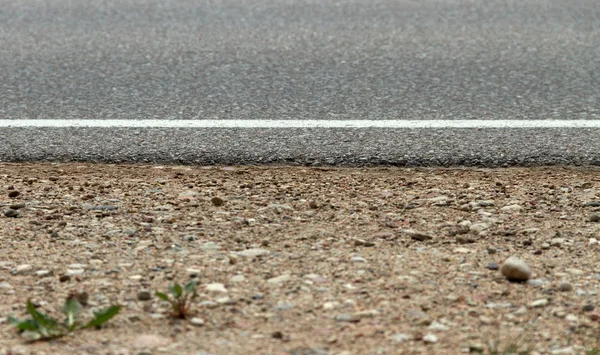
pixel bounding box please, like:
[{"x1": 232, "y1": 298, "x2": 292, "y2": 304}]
[{"x1": 0, "y1": 120, "x2": 598, "y2": 128}]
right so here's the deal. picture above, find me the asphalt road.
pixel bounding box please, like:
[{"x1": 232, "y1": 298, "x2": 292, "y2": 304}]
[{"x1": 1, "y1": 0, "x2": 599, "y2": 166}]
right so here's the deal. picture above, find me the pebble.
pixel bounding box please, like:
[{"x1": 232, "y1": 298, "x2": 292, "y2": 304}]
[
  {"x1": 206, "y1": 283, "x2": 228, "y2": 293},
  {"x1": 190, "y1": 317, "x2": 205, "y2": 326},
  {"x1": 486, "y1": 262, "x2": 499, "y2": 270},
  {"x1": 9, "y1": 203, "x2": 25, "y2": 210},
  {"x1": 529, "y1": 299, "x2": 548, "y2": 307},
  {"x1": 267, "y1": 274, "x2": 292, "y2": 284},
  {"x1": 236, "y1": 248, "x2": 270, "y2": 258},
  {"x1": 8, "y1": 190, "x2": 20, "y2": 198},
  {"x1": 323, "y1": 302, "x2": 338, "y2": 310},
  {"x1": 351, "y1": 256, "x2": 367, "y2": 263},
  {"x1": 13, "y1": 264, "x2": 33, "y2": 275},
  {"x1": 550, "y1": 238, "x2": 565, "y2": 247},
  {"x1": 66, "y1": 269, "x2": 84, "y2": 276},
  {"x1": 3, "y1": 210, "x2": 19, "y2": 218},
  {"x1": 211, "y1": 197, "x2": 225, "y2": 206},
  {"x1": 334, "y1": 314, "x2": 359, "y2": 322},
  {"x1": 501, "y1": 204, "x2": 523, "y2": 213},
  {"x1": 527, "y1": 279, "x2": 548, "y2": 287},
  {"x1": 589, "y1": 214, "x2": 600, "y2": 222},
  {"x1": 401, "y1": 229, "x2": 433, "y2": 241},
  {"x1": 423, "y1": 333, "x2": 438, "y2": 343},
  {"x1": 500, "y1": 256, "x2": 531, "y2": 281},
  {"x1": 559, "y1": 282, "x2": 573, "y2": 292},
  {"x1": 582, "y1": 304, "x2": 595, "y2": 312},
  {"x1": 230, "y1": 275, "x2": 246, "y2": 283},
  {"x1": 137, "y1": 290, "x2": 152, "y2": 301}
]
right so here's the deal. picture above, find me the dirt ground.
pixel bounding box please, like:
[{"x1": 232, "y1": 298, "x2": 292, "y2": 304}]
[{"x1": 1, "y1": 163, "x2": 600, "y2": 355}]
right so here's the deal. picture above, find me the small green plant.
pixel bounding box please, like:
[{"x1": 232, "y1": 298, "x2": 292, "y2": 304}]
[
  {"x1": 155, "y1": 280, "x2": 199, "y2": 319},
  {"x1": 8, "y1": 298, "x2": 120, "y2": 341}
]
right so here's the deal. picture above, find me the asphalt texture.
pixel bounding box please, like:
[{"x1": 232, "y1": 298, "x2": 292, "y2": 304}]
[{"x1": 1, "y1": 0, "x2": 599, "y2": 166}]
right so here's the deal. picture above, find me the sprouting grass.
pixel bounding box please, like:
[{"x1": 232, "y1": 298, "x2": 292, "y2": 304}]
[
  {"x1": 8, "y1": 298, "x2": 120, "y2": 342},
  {"x1": 155, "y1": 280, "x2": 199, "y2": 319}
]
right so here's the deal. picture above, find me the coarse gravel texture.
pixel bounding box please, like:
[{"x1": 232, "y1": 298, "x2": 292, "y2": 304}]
[{"x1": 0, "y1": 163, "x2": 600, "y2": 355}]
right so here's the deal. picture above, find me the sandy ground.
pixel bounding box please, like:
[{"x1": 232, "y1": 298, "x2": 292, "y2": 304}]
[{"x1": 0, "y1": 163, "x2": 599, "y2": 355}]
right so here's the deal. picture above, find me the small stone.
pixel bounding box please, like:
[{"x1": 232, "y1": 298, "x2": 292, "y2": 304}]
[
  {"x1": 401, "y1": 229, "x2": 433, "y2": 241},
  {"x1": 267, "y1": 274, "x2": 292, "y2": 284},
  {"x1": 486, "y1": 263, "x2": 499, "y2": 270},
  {"x1": 3, "y1": 209, "x2": 19, "y2": 218},
  {"x1": 589, "y1": 214, "x2": 600, "y2": 222},
  {"x1": 190, "y1": 317, "x2": 205, "y2": 326},
  {"x1": 487, "y1": 246, "x2": 497, "y2": 255},
  {"x1": 13, "y1": 264, "x2": 33, "y2": 275},
  {"x1": 206, "y1": 283, "x2": 228, "y2": 293},
  {"x1": 559, "y1": 282, "x2": 573, "y2": 292},
  {"x1": 500, "y1": 256, "x2": 532, "y2": 281},
  {"x1": 335, "y1": 314, "x2": 359, "y2": 322},
  {"x1": 527, "y1": 279, "x2": 547, "y2": 287},
  {"x1": 230, "y1": 275, "x2": 246, "y2": 283},
  {"x1": 423, "y1": 333, "x2": 438, "y2": 343},
  {"x1": 66, "y1": 269, "x2": 84, "y2": 276},
  {"x1": 137, "y1": 290, "x2": 152, "y2": 301},
  {"x1": 351, "y1": 256, "x2": 367, "y2": 263},
  {"x1": 550, "y1": 238, "x2": 565, "y2": 247},
  {"x1": 582, "y1": 304, "x2": 595, "y2": 312},
  {"x1": 211, "y1": 197, "x2": 225, "y2": 206},
  {"x1": 323, "y1": 302, "x2": 338, "y2": 310},
  {"x1": 9, "y1": 203, "x2": 26, "y2": 210},
  {"x1": 501, "y1": 204, "x2": 523, "y2": 213},
  {"x1": 0, "y1": 282, "x2": 13, "y2": 289},
  {"x1": 8, "y1": 190, "x2": 20, "y2": 198},
  {"x1": 541, "y1": 242, "x2": 551, "y2": 250},
  {"x1": 236, "y1": 248, "x2": 270, "y2": 258},
  {"x1": 529, "y1": 299, "x2": 548, "y2": 307},
  {"x1": 427, "y1": 321, "x2": 449, "y2": 331},
  {"x1": 59, "y1": 274, "x2": 71, "y2": 282}
]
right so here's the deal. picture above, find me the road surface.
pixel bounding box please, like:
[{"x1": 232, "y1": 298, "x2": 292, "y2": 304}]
[{"x1": 1, "y1": 0, "x2": 598, "y2": 166}]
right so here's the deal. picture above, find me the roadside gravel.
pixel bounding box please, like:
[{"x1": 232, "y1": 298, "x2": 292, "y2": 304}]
[{"x1": 1, "y1": 163, "x2": 600, "y2": 355}]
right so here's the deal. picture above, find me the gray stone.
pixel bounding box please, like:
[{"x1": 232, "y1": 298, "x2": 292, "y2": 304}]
[{"x1": 501, "y1": 256, "x2": 531, "y2": 281}]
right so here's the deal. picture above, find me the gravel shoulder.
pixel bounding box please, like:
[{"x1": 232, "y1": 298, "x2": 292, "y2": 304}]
[{"x1": 1, "y1": 163, "x2": 600, "y2": 355}]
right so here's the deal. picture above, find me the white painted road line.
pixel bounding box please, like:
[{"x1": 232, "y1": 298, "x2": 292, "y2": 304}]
[{"x1": 0, "y1": 120, "x2": 599, "y2": 128}]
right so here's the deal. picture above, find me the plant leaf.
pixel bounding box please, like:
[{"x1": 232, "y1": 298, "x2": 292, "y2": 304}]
[
  {"x1": 82, "y1": 305, "x2": 121, "y2": 329},
  {"x1": 155, "y1": 292, "x2": 170, "y2": 301},
  {"x1": 26, "y1": 300, "x2": 59, "y2": 330},
  {"x1": 8, "y1": 317, "x2": 40, "y2": 331},
  {"x1": 184, "y1": 280, "x2": 198, "y2": 295},
  {"x1": 168, "y1": 283, "x2": 183, "y2": 298},
  {"x1": 62, "y1": 298, "x2": 82, "y2": 331}
]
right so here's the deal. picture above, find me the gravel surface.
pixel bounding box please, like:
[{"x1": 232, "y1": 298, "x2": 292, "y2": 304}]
[{"x1": 1, "y1": 163, "x2": 600, "y2": 354}]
